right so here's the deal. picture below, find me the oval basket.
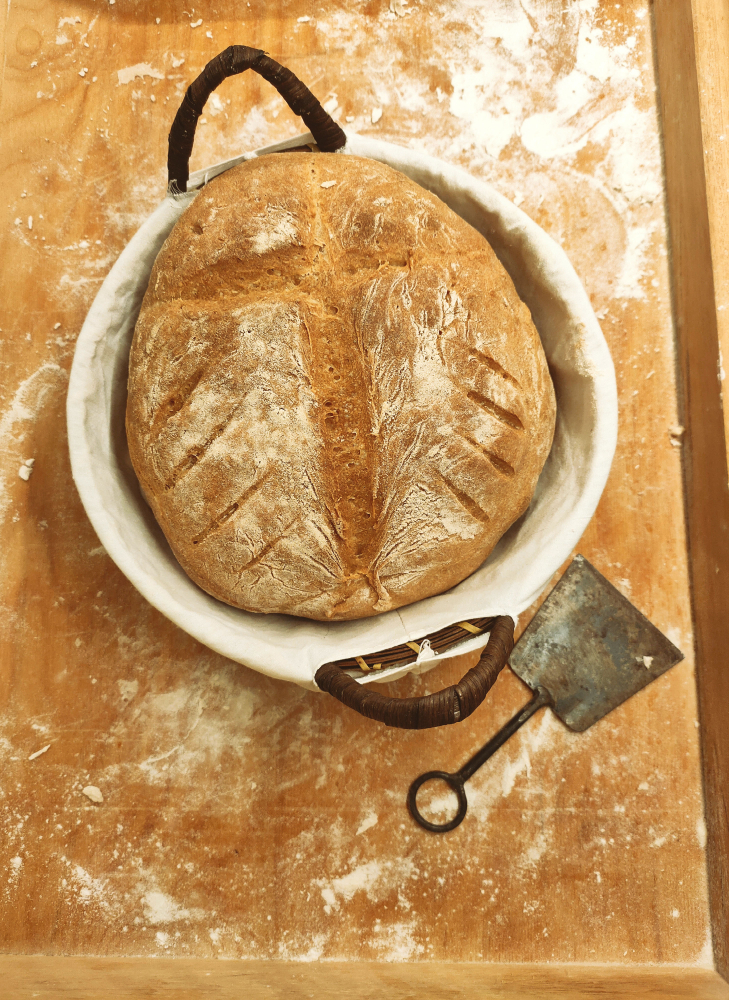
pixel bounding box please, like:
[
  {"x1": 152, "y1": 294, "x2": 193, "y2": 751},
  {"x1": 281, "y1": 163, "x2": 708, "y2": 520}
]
[{"x1": 67, "y1": 47, "x2": 617, "y2": 726}]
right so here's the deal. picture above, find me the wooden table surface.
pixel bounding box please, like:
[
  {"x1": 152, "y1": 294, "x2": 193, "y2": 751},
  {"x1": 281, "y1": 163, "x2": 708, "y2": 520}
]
[{"x1": 0, "y1": 0, "x2": 719, "y2": 980}]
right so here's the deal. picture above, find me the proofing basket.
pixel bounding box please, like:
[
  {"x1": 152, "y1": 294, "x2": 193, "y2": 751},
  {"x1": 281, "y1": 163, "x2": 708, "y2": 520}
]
[{"x1": 67, "y1": 47, "x2": 618, "y2": 729}]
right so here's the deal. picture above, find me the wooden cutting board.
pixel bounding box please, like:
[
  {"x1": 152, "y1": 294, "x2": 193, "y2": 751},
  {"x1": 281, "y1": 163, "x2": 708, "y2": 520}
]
[{"x1": 1, "y1": 1, "x2": 727, "y2": 996}]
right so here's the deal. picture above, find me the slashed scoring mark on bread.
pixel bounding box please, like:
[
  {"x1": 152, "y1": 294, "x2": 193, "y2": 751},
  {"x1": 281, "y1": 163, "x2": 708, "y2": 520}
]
[
  {"x1": 438, "y1": 471, "x2": 491, "y2": 525},
  {"x1": 164, "y1": 401, "x2": 243, "y2": 491},
  {"x1": 234, "y1": 516, "x2": 303, "y2": 584},
  {"x1": 459, "y1": 432, "x2": 516, "y2": 478},
  {"x1": 150, "y1": 335, "x2": 247, "y2": 441},
  {"x1": 468, "y1": 346, "x2": 521, "y2": 388},
  {"x1": 192, "y1": 468, "x2": 274, "y2": 546},
  {"x1": 466, "y1": 390, "x2": 524, "y2": 431}
]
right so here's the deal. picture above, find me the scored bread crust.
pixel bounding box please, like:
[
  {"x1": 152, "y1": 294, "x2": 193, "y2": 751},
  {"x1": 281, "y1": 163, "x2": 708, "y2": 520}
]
[{"x1": 126, "y1": 153, "x2": 556, "y2": 621}]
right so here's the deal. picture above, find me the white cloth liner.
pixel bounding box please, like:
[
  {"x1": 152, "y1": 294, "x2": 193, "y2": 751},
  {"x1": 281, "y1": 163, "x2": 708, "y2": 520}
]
[{"x1": 66, "y1": 131, "x2": 618, "y2": 692}]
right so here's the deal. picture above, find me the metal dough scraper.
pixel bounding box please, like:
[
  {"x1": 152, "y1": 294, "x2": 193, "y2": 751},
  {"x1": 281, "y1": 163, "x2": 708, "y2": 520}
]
[{"x1": 408, "y1": 555, "x2": 684, "y2": 832}]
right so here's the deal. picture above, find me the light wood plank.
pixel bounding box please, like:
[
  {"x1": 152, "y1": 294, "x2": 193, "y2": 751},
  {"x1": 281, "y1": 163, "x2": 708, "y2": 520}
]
[
  {"x1": 691, "y1": 0, "x2": 729, "y2": 463},
  {"x1": 2, "y1": 957, "x2": 729, "y2": 1000}
]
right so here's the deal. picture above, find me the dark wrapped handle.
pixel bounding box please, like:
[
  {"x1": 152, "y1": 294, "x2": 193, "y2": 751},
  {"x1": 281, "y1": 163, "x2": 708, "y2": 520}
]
[
  {"x1": 168, "y1": 45, "x2": 347, "y2": 193},
  {"x1": 314, "y1": 616, "x2": 514, "y2": 730}
]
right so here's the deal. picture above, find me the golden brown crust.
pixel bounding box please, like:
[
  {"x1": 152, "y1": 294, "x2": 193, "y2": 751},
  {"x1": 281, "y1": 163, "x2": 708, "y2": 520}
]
[{"x1": 126, "y1": 153, "x2": 556, "y2": 620}]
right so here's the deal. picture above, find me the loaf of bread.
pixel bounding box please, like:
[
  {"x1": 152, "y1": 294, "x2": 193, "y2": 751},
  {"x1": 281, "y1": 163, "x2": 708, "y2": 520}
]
[{"x1": 126, "y1": 152, "x2": 556, "y2": 621}]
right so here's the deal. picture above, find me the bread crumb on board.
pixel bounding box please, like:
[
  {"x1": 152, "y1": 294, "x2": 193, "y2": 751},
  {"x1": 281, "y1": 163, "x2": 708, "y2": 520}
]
[
  {"x1": 28, "y1": 744, "x2": 50, "y2": 761},
  {"x1": 669, "y1": 425, "x2": 684, "y2": 447},
  {"x1": 371, "y1": 107, "x2": 383, "y2": 124},
  {"x1": 82, "y1": 785, "x2": 104, "y2": 804},
  {"x1": 320, "y1": 180, "x2": 337, "y2": 189},
  {"x1": 18, "y1": 458, "x2": 35, "y2": 481}
]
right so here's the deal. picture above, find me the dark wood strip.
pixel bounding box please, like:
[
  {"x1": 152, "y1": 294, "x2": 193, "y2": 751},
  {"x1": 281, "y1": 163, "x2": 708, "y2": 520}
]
[{"x1": 654, "y1": 0, "x2": 729, "y2": 977}]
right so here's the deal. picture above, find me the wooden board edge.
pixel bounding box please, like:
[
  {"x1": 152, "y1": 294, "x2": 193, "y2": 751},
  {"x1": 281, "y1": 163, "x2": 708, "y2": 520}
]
[
  {"x1": 0, "y1": 956, "x2": 728, "y2": 1000},
  {"x1": 652, "y1": 0, "x2": 729, "y2": 982},
  {"x1": 690, "y1": 0, "x2": 729, "y2": 466}
]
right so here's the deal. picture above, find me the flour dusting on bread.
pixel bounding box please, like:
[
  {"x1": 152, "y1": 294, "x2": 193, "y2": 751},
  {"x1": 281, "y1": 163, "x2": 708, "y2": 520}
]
[
  {"x1": 249, "y1": 205, "x2": 300, "y2": 255},
  {"x1": 126, "y1": 153, "x2": 556, "y2": 620}
]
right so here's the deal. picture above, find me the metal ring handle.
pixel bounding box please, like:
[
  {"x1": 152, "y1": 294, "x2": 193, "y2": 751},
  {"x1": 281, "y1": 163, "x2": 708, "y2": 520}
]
[
  {"x1": 314, "y1": 616, "x2": 514, "y2": 729},
  {"x1": 407, "y1": 771, "x2": 468, "y2": 833},
  {"x1": 167, "y1": 45, "x2": 347, "y2": 193}
]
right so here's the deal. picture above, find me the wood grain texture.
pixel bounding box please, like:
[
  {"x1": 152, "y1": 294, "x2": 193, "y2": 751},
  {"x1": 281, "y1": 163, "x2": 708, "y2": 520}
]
[
  {"x1": 2, "y1": 957, "x2": 729, "y2": 1000},
  {"x1": 654, "y1": 0, "x2": 729, "y2": 979},
  {"x1": 0, "y1": 0, "x2": 717, "y2": 985},
  {"x1": 692, "y1": 0, "x2": 729, "y2": 461}
]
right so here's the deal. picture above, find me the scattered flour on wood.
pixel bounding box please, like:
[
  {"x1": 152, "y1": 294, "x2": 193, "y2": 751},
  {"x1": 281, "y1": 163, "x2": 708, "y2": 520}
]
[
  {"x1": 371, "y1": 920, "x2": 424, "y2": 961},
  {"x1": 0, "y1": 364, "x2": 67, "y2": 525},
  {"x1": 68, "y1": 864, "x2": 109, "y2": 909},
  {"x1": 117, "y1": 679, "x2": 139, "y2": 703},
  {"x1": 316, "y1": 858, "x2": 415, "y2": 915},
  {"x1": 318, "y1": 0, "x2": 663, "y2": 303},
  {"x1": 696, "y1": 816, "x2": 707, "y2": 850},
  {"x1": 356, "y1": 810, "x2": 378, "y2": 835},
  {"x1": 117, "y1": 64, "x2": 165, "y2": 85},
  {"x1": 694, "y1": 930, "x2": 715, "y2": 968},
  {"x1": 501, "y1": 746, "x2": 532, "y2": 797},
  {"x1": 278, "y1": 932, "x2": 329, "y2": 962},
  {"x1": 142, "y1": 890, "x2": 191, "y2": 925}
]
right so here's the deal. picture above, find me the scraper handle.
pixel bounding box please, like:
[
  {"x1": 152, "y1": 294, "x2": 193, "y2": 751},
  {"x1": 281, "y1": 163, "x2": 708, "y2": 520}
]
[{"x1": 407, "y1": 686, "x2": 552, "y2": 833}]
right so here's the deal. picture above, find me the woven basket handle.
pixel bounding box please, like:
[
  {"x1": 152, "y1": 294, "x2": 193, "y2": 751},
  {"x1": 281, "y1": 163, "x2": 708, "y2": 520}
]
[
  {"x1": 314, "y1": 616, "x2": 514, "y2": 730},
  {"x1": 167, "y1": 45, "x2": 347, "y2": 193}
]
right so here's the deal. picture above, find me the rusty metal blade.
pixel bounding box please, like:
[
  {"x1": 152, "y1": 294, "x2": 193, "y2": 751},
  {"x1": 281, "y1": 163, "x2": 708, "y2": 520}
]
[{"x1": 509, "y1": 555, "x2": 684, "y2": 732}]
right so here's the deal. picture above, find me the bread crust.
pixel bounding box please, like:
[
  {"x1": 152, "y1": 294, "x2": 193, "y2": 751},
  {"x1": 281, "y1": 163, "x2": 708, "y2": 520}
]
[{"x1": 126, "y1": 153, "x2": 556, "y2": 620}]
